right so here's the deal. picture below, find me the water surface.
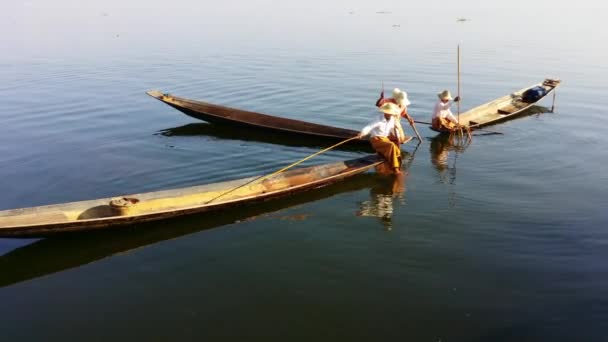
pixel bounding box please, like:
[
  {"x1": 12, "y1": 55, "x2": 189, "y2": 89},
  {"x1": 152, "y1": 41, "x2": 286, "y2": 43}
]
[{"x1": 1, "y1": 1, "x2": 607, "y2": 340}]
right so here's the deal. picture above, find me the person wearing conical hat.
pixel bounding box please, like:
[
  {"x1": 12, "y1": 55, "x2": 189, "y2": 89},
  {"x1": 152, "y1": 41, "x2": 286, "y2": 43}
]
[
  {"x1": 357, "y1": 102, "x2": 405, "y2": 174},
  {"x1": 432, "y1": 90, "x2": 461, "y2": 131},
  {"x1": 376, "y1": 88, "x2": 415, "y2": 136}
]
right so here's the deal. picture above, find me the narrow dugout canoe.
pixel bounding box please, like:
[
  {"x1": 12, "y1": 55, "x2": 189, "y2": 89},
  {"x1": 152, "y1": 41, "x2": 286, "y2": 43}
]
[
  {"x1": 0, "y1": 171, "x2": 389, "y2": 288},
  {"x1": 0, "y1": 155, "x2": 383, "y2": 237},
  {"x1": 430, "y1": 78, "x2": 561, "y2": 133},
  {"x1": 147, "y1": 90, "x2": 369, "y2": 146}
]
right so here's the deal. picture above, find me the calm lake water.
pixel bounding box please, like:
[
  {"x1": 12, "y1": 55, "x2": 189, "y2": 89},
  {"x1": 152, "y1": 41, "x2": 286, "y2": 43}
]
[{"x1": 1, "y1": 1, "x2": 608, "y2": 340}]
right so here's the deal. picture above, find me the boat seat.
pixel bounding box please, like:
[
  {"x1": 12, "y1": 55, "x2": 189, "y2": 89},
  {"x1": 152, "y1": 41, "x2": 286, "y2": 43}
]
[{"x1": 497, "y1": 109, "x2": 512, "y2": 115}]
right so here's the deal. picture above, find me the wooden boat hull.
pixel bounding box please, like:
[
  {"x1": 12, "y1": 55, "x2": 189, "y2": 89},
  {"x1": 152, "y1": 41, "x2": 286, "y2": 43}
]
[
  {"x1": 0, "y1": 171, "x2": 389, "y2": 288},
  {"x1": 0, "y1": 155, "x2": 383, "y2": 237},
  {"x1": 147, "y1": 90, "x2": 370, "y2": 146},
  {"x1": 430, "y1": 78, "x2": 561, "y2": 133}
]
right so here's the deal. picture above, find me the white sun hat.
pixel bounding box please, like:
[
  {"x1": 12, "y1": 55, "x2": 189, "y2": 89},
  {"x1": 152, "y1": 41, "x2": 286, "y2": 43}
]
[
  {"x1": 393, "y1": 88, "x2": 411, "y2": 107},
  {"x1": 399, "y1": 91, "x2": 411, "y2": 107},
  {"x1": 392, "y1": 88, "x2": 402, "y2": 98},
  {"x1": 437, "y1": 90, "x2": 453, "y2": 100}
]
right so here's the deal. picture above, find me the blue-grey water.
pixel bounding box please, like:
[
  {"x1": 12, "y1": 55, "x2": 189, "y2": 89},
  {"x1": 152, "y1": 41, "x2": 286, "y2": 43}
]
[{"x1": 1, "y1": 1, "x2": 608, "y2": 340}]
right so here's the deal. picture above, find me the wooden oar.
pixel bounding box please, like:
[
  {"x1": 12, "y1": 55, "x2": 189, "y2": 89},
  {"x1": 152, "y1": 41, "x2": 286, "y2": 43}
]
[
  {"x1": 205, "y1": 136, "x2": 360, "y2": 204},
  {"x1": 408, "y1": 119, "x2": 423, "y2": 142},
  {"x1": 413, "y1": 120, "x2": 504, "y2": 135}
]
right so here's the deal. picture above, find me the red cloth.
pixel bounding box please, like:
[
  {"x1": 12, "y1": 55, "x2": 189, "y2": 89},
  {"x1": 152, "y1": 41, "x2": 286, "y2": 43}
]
[{"x1": 376, "y1": 97, "x2": 396, "y2": 107}]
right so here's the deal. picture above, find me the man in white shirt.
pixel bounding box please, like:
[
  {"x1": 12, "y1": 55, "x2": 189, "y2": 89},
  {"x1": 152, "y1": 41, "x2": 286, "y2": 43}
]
[
  {"x1": 432, "y1": 90, "x2": 461, "y2": 131},
  {"x1": 357, "y1": 102, "x2": 405, "y2": 174}
]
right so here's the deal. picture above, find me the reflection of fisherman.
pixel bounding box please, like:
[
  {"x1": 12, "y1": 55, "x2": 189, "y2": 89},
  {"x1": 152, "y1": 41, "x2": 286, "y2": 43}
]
[
  {"x1": 430, "y1": 136, "x2": 450, "y2": 171},
  {"x1": 357, "y1": 172, "x2": 406, "y2": 230},
  {"x1": 430, "y1": 135, "x2": 465, "y2": 185}
]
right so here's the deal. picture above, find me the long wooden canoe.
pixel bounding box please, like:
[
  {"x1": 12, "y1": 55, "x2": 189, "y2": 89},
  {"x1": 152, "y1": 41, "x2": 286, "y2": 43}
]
[
  {"x1": 0, "y1": 155, "x2": 383, "y2": 237},
  {"x1": 147, "y1": 90, "x2": 369, "y2": 145},
  {"x1": 430, "y1": 78, "x2": 561, "y2": 133},
  {"x1": 0, "y1": 171, "x2": 389, "y2": 288}
]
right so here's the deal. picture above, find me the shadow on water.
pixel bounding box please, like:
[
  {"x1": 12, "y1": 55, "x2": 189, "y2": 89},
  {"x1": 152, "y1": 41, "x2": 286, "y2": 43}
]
[
  {"x1": 157, "y1": 123, "x2": 374, "y2": 152},
  {"x1": 0, "y1": 162, "x2": 410, "y2": 288}
]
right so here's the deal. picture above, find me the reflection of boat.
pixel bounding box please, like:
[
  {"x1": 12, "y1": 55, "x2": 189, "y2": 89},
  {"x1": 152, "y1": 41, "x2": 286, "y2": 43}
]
[
  {"x1": 147, "y1": 90, "x2": 369, "y2": 146},
  {"x1": 0, "y1": 172, "x2": 384, "y2": 288},
  {"x1": 158, "y1": 123, "x2": 374, "y2": 152},
  {"x1": 430, "y1": 78, "x2": 561, "y2": 133},
  {"x1": 0, "y1": 155, "x2": 383, "y2": 237}
]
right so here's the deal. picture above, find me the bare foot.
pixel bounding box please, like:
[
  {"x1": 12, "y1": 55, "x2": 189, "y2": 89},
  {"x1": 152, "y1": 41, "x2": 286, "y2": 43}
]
[{"x1": 393, "y1": 168, "x2": 402, "y2": 174}]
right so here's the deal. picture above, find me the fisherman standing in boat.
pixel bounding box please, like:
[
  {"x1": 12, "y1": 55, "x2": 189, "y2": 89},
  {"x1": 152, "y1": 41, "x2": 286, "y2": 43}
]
[
  {"x1": 432, "y1": 90, "x2": 461, "y2": 131},
  {"x1": 376, "y1": 88, "x2": 414, "y2": 144},
  {"x1": 357, "y1": 102, "x2": 404, "y2": 174}
]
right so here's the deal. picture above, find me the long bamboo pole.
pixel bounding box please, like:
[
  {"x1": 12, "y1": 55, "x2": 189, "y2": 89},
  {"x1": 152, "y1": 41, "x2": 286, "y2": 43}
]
[
  {"x1": 457, "y1": 44, "x2": 461, "y2": 122},
  {"x1": 205, "y1": 136, "x2": 360, "y2": 204}
]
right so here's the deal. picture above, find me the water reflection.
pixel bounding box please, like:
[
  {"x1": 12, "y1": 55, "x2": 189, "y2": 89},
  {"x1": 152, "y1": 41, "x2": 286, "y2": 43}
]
[
  {"x1": 430, "y1": 134, "x2": 470, "y2": 185},
  {"x1": 356, "y1": 172, "x2": 407, "y2": 231},
  {"x1": 428, "y1": 104, "x2": 551, "y2": 183},
  {"x1": 526, "y1": 104, "x2": 552, "y2": 115},
  {"x1": 0, "y1": 173, "x2": 380, "y2": 288},
  {"x1": 158, "y1": 123, "x2": 373, "y2": 152},
  {"x1": 356, "y1": 148, "x2": 417, "y2": 230}
]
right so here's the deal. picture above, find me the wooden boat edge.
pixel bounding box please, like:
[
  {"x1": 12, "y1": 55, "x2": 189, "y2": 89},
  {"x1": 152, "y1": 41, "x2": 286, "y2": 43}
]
[
  {"x1": 0, "y1": 156, "x2": 383, "y2": 237},
  {"x1": 466, "y1": 81, "x2": 560, "y2": 128},
  {"x1": 432, "y1": 79, "x2": 561, "y2": 132},
  {"x1": 146, "y1": 90, "x2": 364, "y2": 141}
]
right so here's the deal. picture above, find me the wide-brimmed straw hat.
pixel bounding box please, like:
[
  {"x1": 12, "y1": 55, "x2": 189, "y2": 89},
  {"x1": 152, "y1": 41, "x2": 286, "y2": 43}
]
[
  {"x1": 394, "y1": 90, "x2": 411, "y2": 107},
  {"x1": 437, "y1": 90, "x2": 452, "y2": 100},
  {"x1": 392, "y1": 88, "x2": 403, "y2": 99},
  {"x1": 378, "y1": 102, "x2": 401, "y2": 116}
]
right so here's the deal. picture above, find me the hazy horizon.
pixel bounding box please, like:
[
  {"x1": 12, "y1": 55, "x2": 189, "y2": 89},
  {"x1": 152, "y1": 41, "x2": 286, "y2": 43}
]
[{"x1": 5, "y1": 1, "x2": 607, "y2": 61}]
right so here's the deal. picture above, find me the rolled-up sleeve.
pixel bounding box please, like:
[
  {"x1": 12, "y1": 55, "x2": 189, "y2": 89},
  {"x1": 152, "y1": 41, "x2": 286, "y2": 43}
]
[{"x1": 360, "y1": 121, "x2": 378, "y2": 136}]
